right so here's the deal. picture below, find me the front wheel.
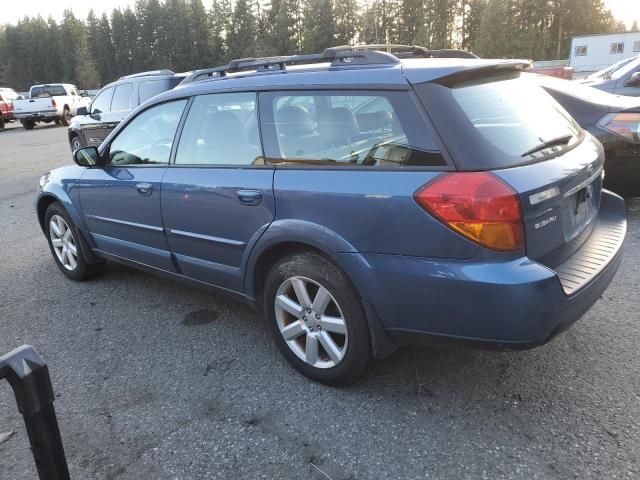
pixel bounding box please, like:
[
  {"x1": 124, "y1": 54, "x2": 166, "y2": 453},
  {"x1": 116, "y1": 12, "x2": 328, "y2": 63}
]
[
  {"x1": 0, "y1": 115, "x2": 4, "y2": 131},
  {"x1": 61, "y1": 108, "x2": 71, "y2": 126},
  {"x1": 21, "y1": 120, "x2": 35, "y2": 130},
  {"x1": 263, "y1": 252, "x2": 371, "y2": 384},
  {"x1": 45, "y1": 202, "x2": 105, "y2": 281},
  {"x1": 70, "y1": 134, "x2": 84, "y2": 152}
]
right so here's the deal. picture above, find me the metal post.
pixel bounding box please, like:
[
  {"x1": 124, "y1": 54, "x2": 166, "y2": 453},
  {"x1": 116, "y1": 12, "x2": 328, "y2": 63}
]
[{"x1": 0, "y1": 345, "x2": 70, "y2": 480}]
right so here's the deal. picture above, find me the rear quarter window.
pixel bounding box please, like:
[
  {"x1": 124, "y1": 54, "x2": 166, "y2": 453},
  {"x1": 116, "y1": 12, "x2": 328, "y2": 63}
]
[
  {"x1": 259, "y1": 90, "x2": 446, "y2": 168},
  {"x1": 415, "y1": 73, "x2": 584, "y2": 170}
]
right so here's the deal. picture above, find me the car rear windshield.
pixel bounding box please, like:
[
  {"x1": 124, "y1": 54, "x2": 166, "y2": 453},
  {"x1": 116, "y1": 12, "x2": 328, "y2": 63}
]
[
  {"x1": 415, "y1": 73, "x2": 583, "y2": 170},
  {"x1": 31, "y1": 85, "x2": 66, "y2": 97}
]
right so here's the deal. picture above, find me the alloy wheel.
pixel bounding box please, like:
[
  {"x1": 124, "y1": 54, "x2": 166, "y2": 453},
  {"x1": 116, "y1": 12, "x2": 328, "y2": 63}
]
[
  {"x1": 71, "y1": 137, "x2": 82, "y2": 152},
  {"x1": 274, "y1": 276, "x2": 348, "y2": 368},
  {"x1": 49, "y1": 215, "x2": 78, "y2": 271}
]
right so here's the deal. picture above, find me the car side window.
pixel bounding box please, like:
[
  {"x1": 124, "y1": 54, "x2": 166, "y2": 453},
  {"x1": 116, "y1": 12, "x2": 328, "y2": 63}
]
[
  {"x1": 174, "y1": 92, "x2": 263, "y2": 166},
  {"x1": 111, "y1": 83, "x2": 133, "y2": 112},
  {"x1": 260, "y1": 90, "x2": 445, "y2": 167},
  {"x1": 108, "y1": 100, "x2": 187, "y2": 167},
  {"x1": 91, "y1": 87, "x2": 114, "y2": 114}
]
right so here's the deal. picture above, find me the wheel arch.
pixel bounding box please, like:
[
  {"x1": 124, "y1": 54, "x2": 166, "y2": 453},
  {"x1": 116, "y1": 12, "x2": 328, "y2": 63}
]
[{"x1": 245, "y1": 223, "x2": 397, "y2": 360}]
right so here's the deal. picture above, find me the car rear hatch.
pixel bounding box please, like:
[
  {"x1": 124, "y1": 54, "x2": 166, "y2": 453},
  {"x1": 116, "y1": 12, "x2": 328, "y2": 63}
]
[{"x1": 410, "y1": 65, "x2": 617, "y2": 291}]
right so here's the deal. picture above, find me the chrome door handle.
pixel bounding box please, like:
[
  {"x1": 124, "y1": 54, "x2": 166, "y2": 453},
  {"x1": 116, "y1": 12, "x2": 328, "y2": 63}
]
[
  {"x1": 136, "y1": 183, "x2": 153, "y2": 196},
  {"x1": 236, "y1": 190, "x2": 263, "y2": 206}
]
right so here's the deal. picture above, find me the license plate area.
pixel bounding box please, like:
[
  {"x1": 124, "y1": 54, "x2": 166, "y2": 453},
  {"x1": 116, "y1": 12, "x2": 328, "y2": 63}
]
[{"x1": 562, "y1": 181, "x2": 599, "y2": 242}]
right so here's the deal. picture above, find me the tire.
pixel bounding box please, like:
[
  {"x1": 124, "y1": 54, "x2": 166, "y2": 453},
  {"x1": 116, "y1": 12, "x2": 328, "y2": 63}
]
[
  {"x1": 263, "y1": 251, "x2": 371, "y2": 384},
  {"x1": 22, "y1": 120, "x2": 35, "y2": 130},
  {"x1": 61, "y1": 108, "x2": 71, "y2": 126},
  {"x1": 54, "y1": 119, "x2": 61, "y2": 125},
  {"x1": 44, "y1": 202, "x2": 105, "y2": 281},
  {"x1": 0, "y1": 115, "x2": 4, "y2": 132},
  {"x1": 70, "y1": 134, "x2": 84, "y2": 152}
]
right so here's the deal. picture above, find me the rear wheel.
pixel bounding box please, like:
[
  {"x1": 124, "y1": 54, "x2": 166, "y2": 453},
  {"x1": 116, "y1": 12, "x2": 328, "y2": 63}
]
[
  {"x1": 0, "y1": 115, "x2": 4, "y2": 131},
  {"x1": 21, "y1": 120, "x2": 35, "y2": 130},
  {"x1": 263, "y1": 252, "x2": 371, "y2": 384},
  {"x1": 61, "y1": 108, "x2": 71, "y2": 126},
  {"x1": 45, "y1": 202, "x2": 105, "y2": 281}
]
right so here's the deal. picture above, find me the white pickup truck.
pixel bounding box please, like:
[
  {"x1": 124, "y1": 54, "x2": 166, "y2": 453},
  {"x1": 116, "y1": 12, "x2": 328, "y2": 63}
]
[{"x1": 13, "y1": 84, "x2": 91, "y2": 130}]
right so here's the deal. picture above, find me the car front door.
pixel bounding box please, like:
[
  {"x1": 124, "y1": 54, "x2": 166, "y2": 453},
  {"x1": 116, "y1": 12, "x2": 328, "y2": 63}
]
[
  {"x1": 82, "y1": 86, "x2": 115, "y2": 147},
  {"x1": 79, "y1": 99, "x2": 188, "y2": 270},
  {"x1": 161, "y1": 92, "x2": 275, "y2": 291}
]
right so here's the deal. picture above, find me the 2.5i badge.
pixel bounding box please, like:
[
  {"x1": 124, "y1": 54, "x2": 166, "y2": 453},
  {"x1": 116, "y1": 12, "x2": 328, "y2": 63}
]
[{"x1": 534, "y1": 215, "x2": 557, "y2": 230}]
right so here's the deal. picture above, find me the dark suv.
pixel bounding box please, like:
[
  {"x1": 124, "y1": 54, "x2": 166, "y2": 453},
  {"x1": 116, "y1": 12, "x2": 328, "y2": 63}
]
[
  {"x1": 39, "y1": 46, "x2": 626, "y2": 384},
  {"x1": 68, "y1": 70, "x2": 186, "y2": 151}
]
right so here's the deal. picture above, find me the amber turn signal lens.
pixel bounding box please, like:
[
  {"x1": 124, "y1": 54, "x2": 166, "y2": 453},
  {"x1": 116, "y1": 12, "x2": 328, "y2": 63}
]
[
  {"x1": 598, "y1": 113, "x2": 640, "y2": 143},
  {"x1": 414, "y1": 172, "x2": 525, "y2": 251}
]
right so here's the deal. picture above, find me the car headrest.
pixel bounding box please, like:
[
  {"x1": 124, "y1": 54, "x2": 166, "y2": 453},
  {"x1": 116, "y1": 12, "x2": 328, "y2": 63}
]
[
  {"x1": 356, "y1": 111, "x2": 393, "y2": 132},
  {"x1": 200, "y1": 110, "x2": 246, "y2": 150},
  {"x1": 275, "y1": 105, "x2": 317, "y2": 136},
  {"x1": 317, "y1": 107, "x2": 360, "y2": 143}
]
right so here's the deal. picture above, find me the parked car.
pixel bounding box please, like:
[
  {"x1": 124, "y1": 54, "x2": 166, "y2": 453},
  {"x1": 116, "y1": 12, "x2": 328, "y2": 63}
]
[
  {"x1": 68, "y1": 70, "x2": 186, "y2": 151},
  {"x1": 0, "y1": 87, "x2": 18, "y2": 131},
  {"x1": 580, "y1": 55, "x2": 640, "y2": 96},
  {"x1": 36, "y1": 46, "x2": 627, "y2": 384},
  {"x1": 13, "y1": 84, "x2": 90, "y2": 130},
  {"x1": 538, "y1": 74, "x2": 640, "y2": 196},
  {"x1": 583, "y1": 56, "x2": 637, "y2": 81}
]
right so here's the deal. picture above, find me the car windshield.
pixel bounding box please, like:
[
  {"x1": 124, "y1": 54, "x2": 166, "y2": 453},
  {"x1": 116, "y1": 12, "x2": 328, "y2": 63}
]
[
  {"x1": 31, "y1": 85, "x2": 66, "y2": 97},
  {"x1": 610, "y1": 56, "x2": 640, "y2": 80},
  {"x1": 589, "y1": 56, "x2": 636, "y2": 79}
]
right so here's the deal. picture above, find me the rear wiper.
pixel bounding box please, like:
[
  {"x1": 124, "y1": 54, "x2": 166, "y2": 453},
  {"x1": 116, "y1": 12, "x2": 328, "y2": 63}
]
[{"x1": 521, "y1": 134, "x2": 573, "y2": 158}]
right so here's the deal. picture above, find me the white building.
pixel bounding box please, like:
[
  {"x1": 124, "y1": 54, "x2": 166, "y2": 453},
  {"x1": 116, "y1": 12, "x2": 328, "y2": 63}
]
[{"x1": 570, "y1": 31, "x2": 640, "y2": 72}]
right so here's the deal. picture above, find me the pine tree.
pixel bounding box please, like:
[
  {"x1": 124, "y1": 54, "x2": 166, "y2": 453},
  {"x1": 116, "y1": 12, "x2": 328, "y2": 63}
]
[
  {"x1": 333, "y1": 0, "x2": 358, "y2": 46},
  {"x1": 264, "y1": 0, "x2": 300, "y2": 56},
  {"x1": 190, "y1": 0, "x2": 213, "y2": 69},
  {"x1": 211, "y1": 0, "x2": 233, "y2": 63},
  {"x1": 302, "y1": 0, "x2": 335, "y2": 53},
  {"x1": 227, "y1": 0, "x2": 258, "y2": 59}
]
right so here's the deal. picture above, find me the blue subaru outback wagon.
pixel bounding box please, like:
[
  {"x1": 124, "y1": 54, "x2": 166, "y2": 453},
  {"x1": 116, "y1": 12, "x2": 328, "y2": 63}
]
[{"x1": 37, "y1": 46, "x2": 627, "y2": 384}]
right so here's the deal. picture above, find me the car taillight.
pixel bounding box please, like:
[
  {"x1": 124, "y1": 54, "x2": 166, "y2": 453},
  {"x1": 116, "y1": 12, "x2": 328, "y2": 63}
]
[
  {"x1": 51, "y1": 99, "x2": 57, "y2": 108},
  {"x1": 414, "y1": 172, "x2": 525, "y2": 251},
  {"x1": 598, "y1": 112, "x2": 640, "y2": 143}
]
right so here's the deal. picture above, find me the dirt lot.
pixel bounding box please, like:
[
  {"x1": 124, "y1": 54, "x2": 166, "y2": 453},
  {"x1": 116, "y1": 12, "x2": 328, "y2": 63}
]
[{"x1": 1, "y1": 122, "x2": 639, "y2": 479}]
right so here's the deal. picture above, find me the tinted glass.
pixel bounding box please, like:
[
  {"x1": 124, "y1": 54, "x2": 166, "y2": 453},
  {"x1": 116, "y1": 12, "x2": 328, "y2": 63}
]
[
  {"x1": 91, "y1": 87, "x2": 114, "y2": 114},
  {"x1": 449, "y1": 76, "x2": 582, "y2": 160},
  {"x1": 175, "y1": 92, "x2": 262, "y2": 165},
  {"x1": 111, "y1": 83, "x2": 133, "y2": 111},
  {"x1": 31, "y1": 85, "x2": 66, "y2": 97},
  {"x1": 261, "y1": 91, "x2": 445, "y2": 167},
  {"x1": 109, "y1": 100, "x2": 187, "y2": 166},
  {"x1": 139, "y1": 78, "x2": 182, "y2": 104},
  {"x1": 611, "y1": 57, "x2": 640, "y2": 80}
]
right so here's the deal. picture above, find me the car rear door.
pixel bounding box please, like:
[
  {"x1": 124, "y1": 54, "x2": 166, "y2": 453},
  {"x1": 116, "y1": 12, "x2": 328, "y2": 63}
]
[
  {"x1": 79, "y1": 99, "x2": 188, "y2": 270},
  {"x1": 160, "y1": 91, "x2": 275, "y2": 292}
]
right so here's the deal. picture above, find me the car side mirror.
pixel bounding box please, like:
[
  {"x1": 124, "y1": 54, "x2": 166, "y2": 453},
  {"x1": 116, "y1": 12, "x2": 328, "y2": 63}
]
[
  {"x1": 73, "y1": 146, "x2": 105, "y2": 167},
  {"x1": 76, "y1": 106, "x2": 87, "y2": 116},
  {"x1": 625, "y1": 72, "x2": 640, "y2": 87}
]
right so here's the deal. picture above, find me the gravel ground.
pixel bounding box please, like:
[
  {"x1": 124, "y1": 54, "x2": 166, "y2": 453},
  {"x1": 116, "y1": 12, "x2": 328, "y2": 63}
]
[{"x1": 1, "y1": 123, "x2": 639, "y2": 479}]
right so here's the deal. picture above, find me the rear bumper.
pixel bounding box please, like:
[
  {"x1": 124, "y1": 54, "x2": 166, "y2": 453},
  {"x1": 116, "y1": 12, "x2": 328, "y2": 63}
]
[
  {"x1": 340, "y1": 190, "x2": 627, "y2": 351},
  {"x1": 15, "y1": 111, "x2": 59, "y2": 121}
]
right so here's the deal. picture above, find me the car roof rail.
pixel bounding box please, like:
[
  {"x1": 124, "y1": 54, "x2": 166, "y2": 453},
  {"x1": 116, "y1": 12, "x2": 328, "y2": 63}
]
[
  {"x1": 119, "y1": 69, "x2": 175, "y2": 80},
  {"x1": 180, "y1": 45, "x2": 479, "y2": 85},
  {"x1": 181, "y1": 48, "x2": 400, "y2": 84},
  {"x1": 329, "y1": 44, "x2": 478, "y2": 59}
]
